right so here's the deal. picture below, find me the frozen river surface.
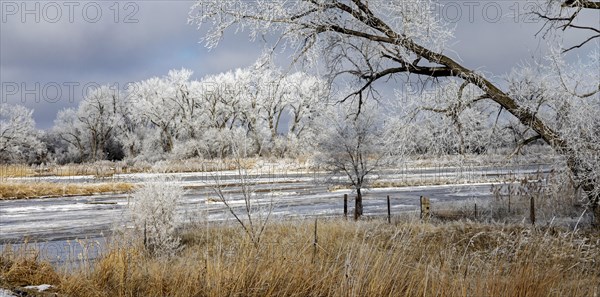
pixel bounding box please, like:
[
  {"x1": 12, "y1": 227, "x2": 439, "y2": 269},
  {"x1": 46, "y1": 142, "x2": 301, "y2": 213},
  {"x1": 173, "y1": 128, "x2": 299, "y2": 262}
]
[{"x1": 0, "y1": 164, "x2": 550, "y2": 244}]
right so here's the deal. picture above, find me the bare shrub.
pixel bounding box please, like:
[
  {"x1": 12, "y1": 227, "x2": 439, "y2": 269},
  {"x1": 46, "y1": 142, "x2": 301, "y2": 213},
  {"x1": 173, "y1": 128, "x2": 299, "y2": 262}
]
[{"x1": 128, "y1": 177, "x2": 185, "y2": 257}]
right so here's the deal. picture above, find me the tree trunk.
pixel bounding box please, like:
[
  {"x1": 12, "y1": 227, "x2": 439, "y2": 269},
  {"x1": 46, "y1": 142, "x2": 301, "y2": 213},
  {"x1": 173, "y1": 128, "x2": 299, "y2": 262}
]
[
  {"x1": 581, "y1": 179, "x2": 600, "y2": 226},
  {"x1": 354, "y1": 188, "x2": 363, "y2": 220},
  {"x1": 162, "y1": 129, "x2": 173, "y2": 153},
  {"x1": 592, "y1": 200, "x2": 600, "y2": 227}
]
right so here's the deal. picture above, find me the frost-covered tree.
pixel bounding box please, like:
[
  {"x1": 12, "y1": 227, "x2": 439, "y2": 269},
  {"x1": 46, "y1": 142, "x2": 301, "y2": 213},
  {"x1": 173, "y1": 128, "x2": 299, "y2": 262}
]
[
  {"x1": 112, "y1": 85, "x2": 144, "y2": 160},
  {"x1": 190, "y1": 0, "x2": 600, "y2": 223},
  {"x1": 130, "y1": 70, "x2": 196, "y2": 156},
  {"x1": 78, "y1": 86, "x2": 122, "y2": 161},
  {"x1": 269, "y1": 71, "x2": 329, "y2": 156},
  {"x1": 0, "y1": 104, "x2": 44, "y2": 164},
  {"x1": 52, "y1": 108, "x2": 86, "y2": 163},
  {"x1": 397, "y1": 81, "x2": 503, "y2": 156},
  {"x1": 285, "y1": 72, "x2": 328, "y2": 140},
  {"x1": 129, "y1": 178, "x2": 185, "y2": 257},
  {"x1": 52, "y1": 86, "x2": 123, "y2": 162},
  {"x1": 197, "y1": 64, "x2": 326, "y2": 157},
  {"x1": 315, "y1": 102, "x2": 391, "y2": 219},
  {"x1": 199, "y1": 69, "x2": 255, "y2": 157}
]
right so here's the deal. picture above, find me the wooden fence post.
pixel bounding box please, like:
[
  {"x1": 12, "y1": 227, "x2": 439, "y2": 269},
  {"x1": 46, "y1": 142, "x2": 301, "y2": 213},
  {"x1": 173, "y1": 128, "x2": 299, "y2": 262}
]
[
  {"x1": 508, "y1": 183, "x2": 512, "y2": 214},
  {"x1": 312, "y1": 218, "x2": 318, "y2": 263},
  {"x1": 530, "y1": 196, "x2": 535, "y2": 226},
  {"x1": 474, "y1": 203, "x2": 478, "y2": 220},
  {"x1": 143, "y1": 219, "x2": 147, "y2": 250},
  {"x1": 344, "y1": 194, "x2": 348, "y2": 219},
  {"x1": 387, "y1": 195, "x2": 391, "y2": 224},
  {"x1": 420, "y1": 196, "x2": 431, "y2": 222}
]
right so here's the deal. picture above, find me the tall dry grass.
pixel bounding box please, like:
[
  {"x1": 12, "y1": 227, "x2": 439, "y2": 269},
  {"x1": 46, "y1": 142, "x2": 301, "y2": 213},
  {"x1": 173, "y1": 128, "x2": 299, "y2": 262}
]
[
  {"x1": 0, "y1": 182, "x2": 135, "y2": 200},
  {"x1": 0, "y1": 158, "x2": 260, "y2": 180},
  {"x1": 1, "y1": 220, "x2": 598, "y2": 296},
  {"x1": 0, "y1": 165, "x2": 36, "y2": 178},
  {"x1": 0, "y1": 163, "x2": 126, "y2": 179}
]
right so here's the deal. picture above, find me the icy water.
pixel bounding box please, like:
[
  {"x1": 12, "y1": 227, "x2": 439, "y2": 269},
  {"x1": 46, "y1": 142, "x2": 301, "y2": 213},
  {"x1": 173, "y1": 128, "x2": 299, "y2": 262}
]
[{"x1": 0, "y1": 164, "x2": 550, "y2": 265}]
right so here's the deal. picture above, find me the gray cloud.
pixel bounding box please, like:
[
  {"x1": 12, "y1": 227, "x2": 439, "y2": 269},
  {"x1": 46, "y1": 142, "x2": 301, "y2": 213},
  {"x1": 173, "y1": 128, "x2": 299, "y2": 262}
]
[
  {"x1": 1, "y1": 0, "x2": 597, "y2": 128},
  {"x1": 1, "y1": 1, "x2": 263, "y2": 128}
]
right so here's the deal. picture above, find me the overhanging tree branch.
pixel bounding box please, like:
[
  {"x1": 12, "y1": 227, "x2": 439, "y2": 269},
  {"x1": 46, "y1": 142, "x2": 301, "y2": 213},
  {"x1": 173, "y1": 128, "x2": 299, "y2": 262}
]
[{"x1": 562, "y1": 0, "x2": 600, "y2": 9}]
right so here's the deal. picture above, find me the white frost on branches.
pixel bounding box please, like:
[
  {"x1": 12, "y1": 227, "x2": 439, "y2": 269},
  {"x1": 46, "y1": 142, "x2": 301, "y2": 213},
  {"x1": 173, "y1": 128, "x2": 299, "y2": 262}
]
[
  {"x1": 128, "y1": 178, "x2": 185, "y2": 257},
  {"x1": 0, "y1": 104, "x2": 43, "y2": 164}
]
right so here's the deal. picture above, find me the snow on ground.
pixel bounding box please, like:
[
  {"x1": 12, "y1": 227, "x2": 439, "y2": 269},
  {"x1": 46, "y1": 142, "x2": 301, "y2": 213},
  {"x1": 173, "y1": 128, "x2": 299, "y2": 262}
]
[
  {"x1": 23, "y1": 284, "x2": 53, "y2": 292},
  {"x1": 0, "y1": 289, "x2": 15, "y2": 297},
  {"x1": 0, "y1": 285, "x2": 53, "y2": 297}
]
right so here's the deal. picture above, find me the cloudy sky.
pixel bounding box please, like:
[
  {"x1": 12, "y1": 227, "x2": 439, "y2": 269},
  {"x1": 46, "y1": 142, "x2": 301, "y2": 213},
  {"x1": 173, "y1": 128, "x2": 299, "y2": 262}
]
[{"x1": 1, "y1": 1, "x2": 597, "y2": 128}]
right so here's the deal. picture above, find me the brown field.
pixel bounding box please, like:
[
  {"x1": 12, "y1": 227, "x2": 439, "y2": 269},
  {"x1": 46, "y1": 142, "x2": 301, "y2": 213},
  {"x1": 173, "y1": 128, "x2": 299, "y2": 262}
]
[
  {"x1": 1, "y1": 219, "x2": 599, "y2": 296},
  {"x1": 0, "y1": 182, "x2": 135, "y2": 200}
]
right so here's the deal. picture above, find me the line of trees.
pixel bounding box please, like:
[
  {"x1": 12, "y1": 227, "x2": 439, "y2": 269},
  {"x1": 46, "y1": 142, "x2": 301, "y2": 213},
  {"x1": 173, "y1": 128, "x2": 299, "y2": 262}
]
[
  {"x1": 2, "y1": 71, "x2": 541, "y2": 167},
  {"x1": 53, "y1": 66, "x2": 327, "y2": 163},
  {"x1": 3, "y1": 67, "x2": 529, "y2": 167},
  {"x1": 1, "y1": 63, "x2": 331, "y2": 164}
]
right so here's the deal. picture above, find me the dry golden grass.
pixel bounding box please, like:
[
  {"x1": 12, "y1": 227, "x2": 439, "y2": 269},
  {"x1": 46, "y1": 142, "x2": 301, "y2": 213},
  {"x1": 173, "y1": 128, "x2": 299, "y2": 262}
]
[
  {"x1": 0, "y1": 182, "x2": 135, "y2": 200},
  {"x1": 1, "y1": 220, "x2": 598, "y2": 296},
  {"x1": 0, "y1": 164, "x2": 124, "y2": 178},
  {"x1": 329, "y1": 178, "x2": 481, "y2": 192},
  {"x1": 0, "y1": 245, "x2": 63, "y2": 297},
  {"x1": 0, "y1": 158, "x2": 259, "y2": 179},
  {"x1": 0, "y1": 257, "x2": 60, "y2": 287},
  {"x1": 149, "y1": 158, "x2": 254, "y2": 173},
  {"x1": 0, "y1": 165, "x2": 36, "y2": 178}
]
